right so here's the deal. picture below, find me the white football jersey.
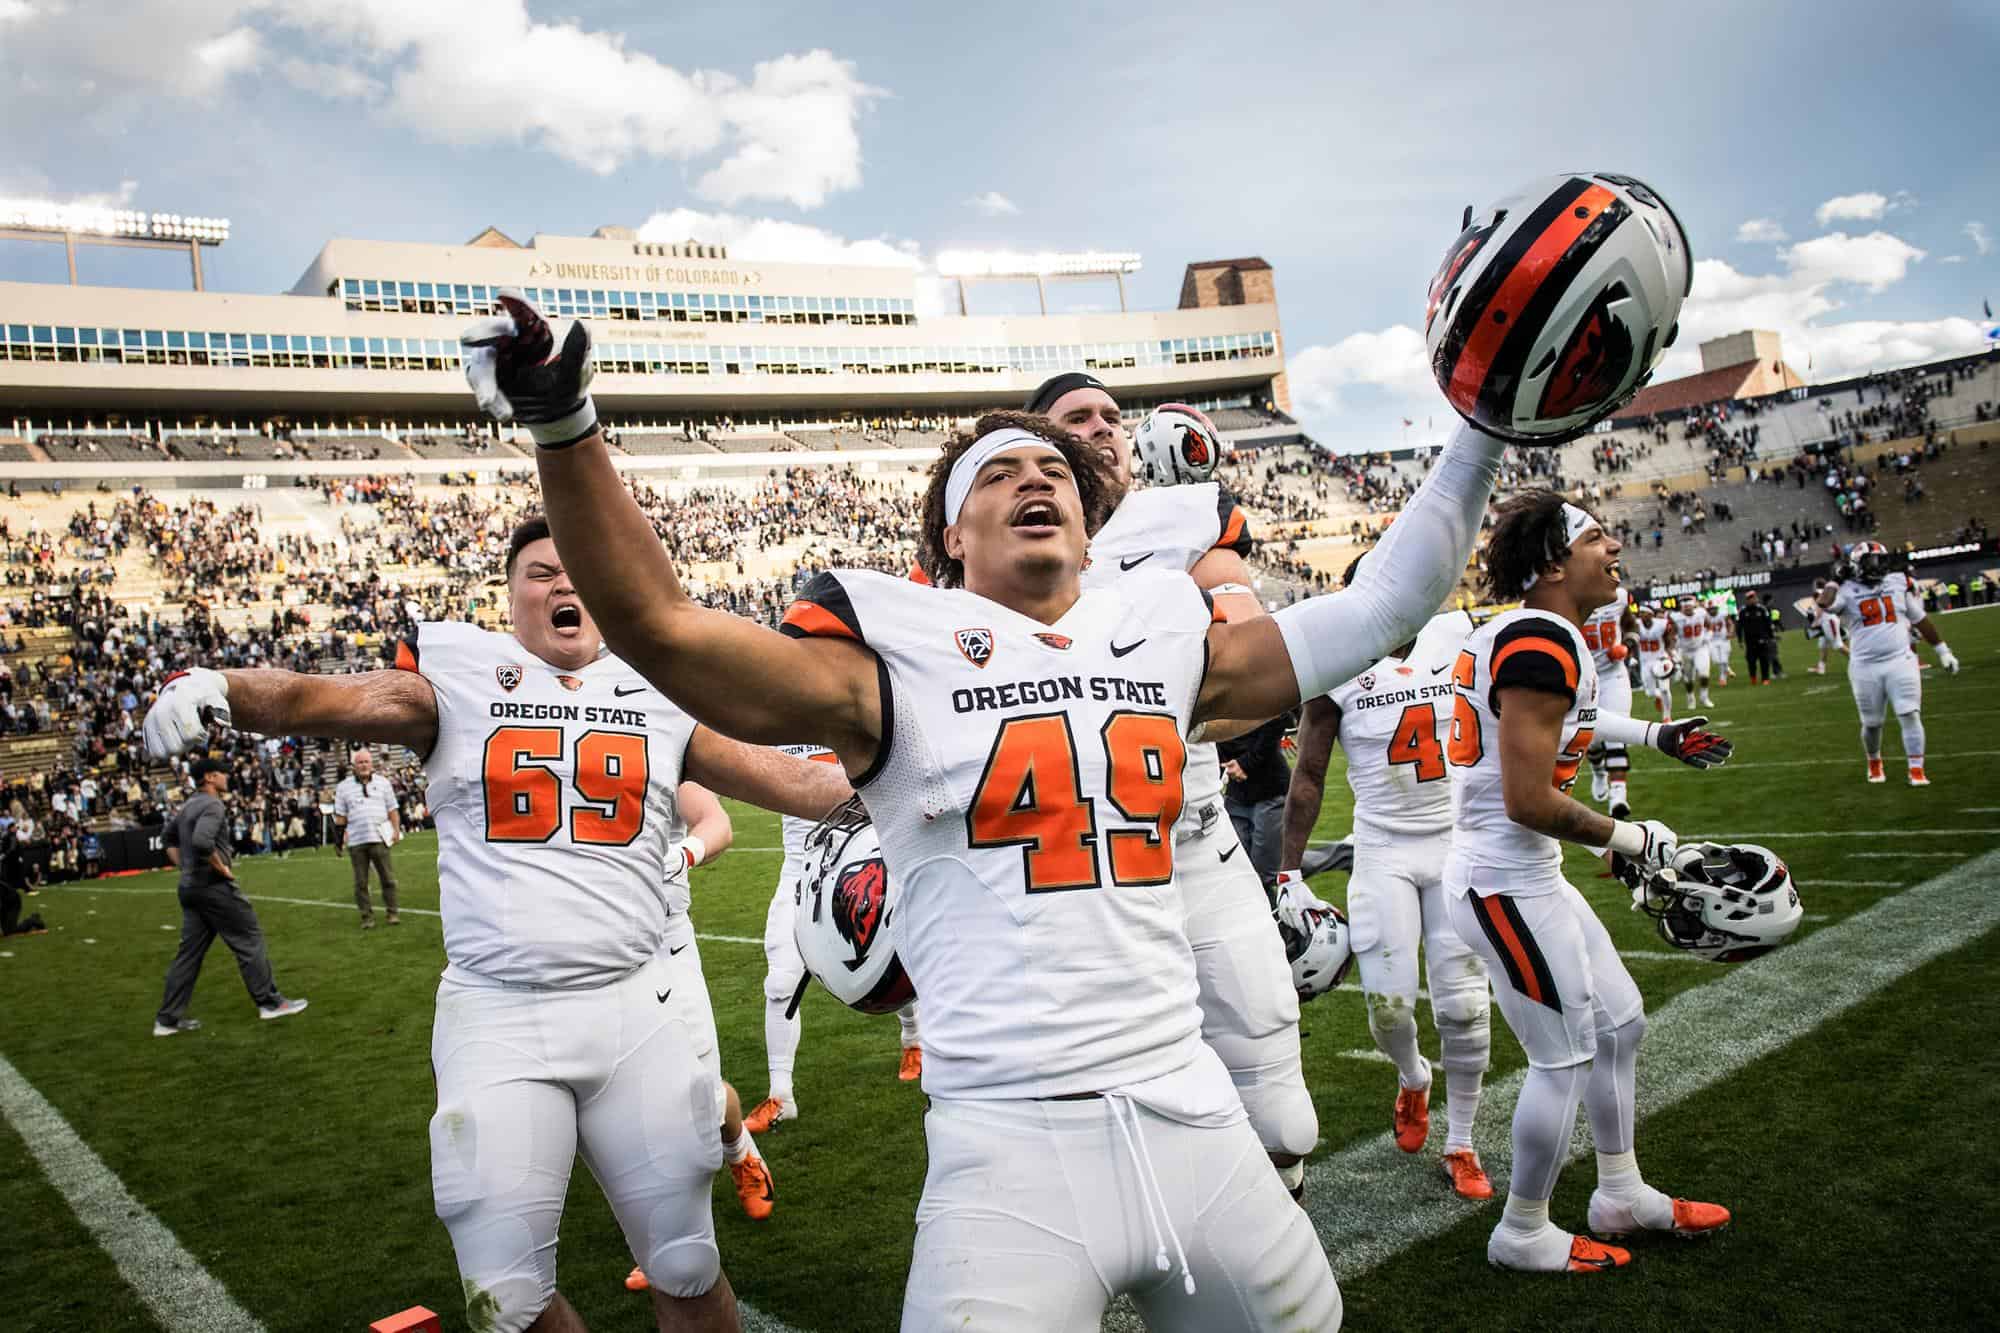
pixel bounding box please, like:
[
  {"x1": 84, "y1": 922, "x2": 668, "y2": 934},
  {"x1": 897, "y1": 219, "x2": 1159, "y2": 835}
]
[
  {"x1": 1632, "y1": 615, "x2": 1672, "y2": 672},
  {"x1": 1827, "y1": 573, "x2": 1925, "y2": 665},
  {"x1": 1442, "y1": 610, "x2": 1599, "y2": 896},
  {"x1": 1705, "y1": 605, "x2": 1731, "y2": 641},
  {"x1": 1579, "y1": 587, "x2": 1630, "y2": 673},
  {"x1": 1816, "y1": 608, "x2": 1844, "y2": 646},
  {"x1": 1670, "y1": 606, "x2": 1706, "y2": 647},
  {"x1": 781, "y1": 567, "x2": 1225, "y2": 1107},
  {"x1": 1079, "y1": 482, "x2": 1253, "y2": 840},
  {"x1": 1325, "y1": 611, "x2": 1472, "y2": 843},
  {"x1": 403, "y1": 622, "x2": 697, "y2": 987}
]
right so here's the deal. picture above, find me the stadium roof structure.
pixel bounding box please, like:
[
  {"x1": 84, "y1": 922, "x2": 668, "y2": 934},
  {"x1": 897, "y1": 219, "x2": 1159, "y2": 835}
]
[{"x1": 1624, "y1": 357, "x2": 1805, "y2": 419}]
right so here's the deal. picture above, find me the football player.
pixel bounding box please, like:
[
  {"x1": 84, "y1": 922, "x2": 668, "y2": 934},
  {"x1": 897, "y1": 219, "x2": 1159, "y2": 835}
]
[
  {"x1": 485, "y1": 292, "x2": 1515, "y2": 1330},
  {"x1": 143, "y1": 517, "x2": 851, "y2": 1333},
  {"x1": 1704, "y1": 596, "x2": 1733, "y2": 687},
  {"x1": 1441, "y1": 492, "x2": 1735, "y2": 1275},
  {"x1": 1669, "y1": 597, "x2": 1713, "y2": 709},
  {"x1": 743, "y1": 743, "x2": 921, "y2": 1136},
  {"x1": 1580, "y1": 587, "x2": 1638, "y2": 817},
  {"x1": 1279, "y1": 553, "x2": 1494, "y2": 1201},
  {"x1": 1035, "y1": 373, "x2": 1316, "y2": 1195},
  {"x1": 1815, "y1": 541, "x2": 1960, "y2": 784},
  {"x1": 1632, "y1": 604, "x2": 1676, "y2": 719}
]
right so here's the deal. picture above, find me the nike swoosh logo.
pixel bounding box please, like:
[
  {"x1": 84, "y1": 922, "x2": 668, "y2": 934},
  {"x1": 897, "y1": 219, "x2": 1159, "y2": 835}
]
[
  {"x1": 1218, "y1": 846, "x2": 1237, "y2": 863},
  {"x1": 1119, "y1": 553, "x2": 1153, "y2": 571},
  {"x1": 655, "y1": 989, "x2": 673, "y2": 1004},
  {"x1": 1110, "y1": 639, "x2": 1146, "y2": 658},
  {"x1": 669, "y1": 943, "x2": 689, "y2": 956},
  {"x1": 614, "y1": 684, "x2": 647, "y2": 697},
  {"x1": 1430, "y1": 664, "x2": 1449, "y2": 675}
]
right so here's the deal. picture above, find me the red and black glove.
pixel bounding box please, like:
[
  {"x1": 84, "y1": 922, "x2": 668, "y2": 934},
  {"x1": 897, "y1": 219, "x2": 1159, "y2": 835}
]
[{"x1": 1655, "y1": 716, "x2": 1732, "y2": 769}]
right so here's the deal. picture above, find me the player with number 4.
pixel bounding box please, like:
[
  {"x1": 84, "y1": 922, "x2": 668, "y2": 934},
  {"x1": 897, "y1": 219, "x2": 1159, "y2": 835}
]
[{"x1": 142, "y1": 514, "x2": 851, "y2": 1333}]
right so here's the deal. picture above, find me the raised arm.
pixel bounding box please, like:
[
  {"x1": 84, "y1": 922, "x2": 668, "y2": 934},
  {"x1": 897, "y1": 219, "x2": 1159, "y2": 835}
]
[
  {"x1": 684, "y1": 727, "x2": 854, "y2": 824},
  {"x1": 143, "y1": 666, "x2": 438, "y2": 761},
  {"x1": 1197, "y1": 420, "x2": 1505, "y2": 725},
  {"x1": 463, "y1": 295, "x2": 881, "y2": 770}
]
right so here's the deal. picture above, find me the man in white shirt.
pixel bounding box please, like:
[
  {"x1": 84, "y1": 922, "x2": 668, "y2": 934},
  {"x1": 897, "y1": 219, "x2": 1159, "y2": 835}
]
[{"x1": 333, "y1": 747, "x2": 401, "y2": 928}]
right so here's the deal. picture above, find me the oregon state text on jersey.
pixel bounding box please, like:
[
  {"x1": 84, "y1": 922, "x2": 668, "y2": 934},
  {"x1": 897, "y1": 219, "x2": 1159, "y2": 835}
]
[
  {"x1": 1078, "y1": 482, "x2": 1252, "y2": 837},
  {"x1": 1442, "y1": 611, "x2": 1598, "y2": 894},
  {"x1": 1324, "y1": 611, "x2": 1473, "y2": 842},
  {"x1": 776, "y1": 743, "x2": 841, "y2": 864},
  {"x1": 1579, "y1": 587, "x2": 1630, "y2": 673},
  {"x1": 399, "y1": 622, "x2": 697, "y2": 987},
  {"x1": 1827, "y1": 572, "x2": 1925, "y2": 664},
  {"x1": 779, "y1": 567, "x2": 1226, "y2": 1106}
]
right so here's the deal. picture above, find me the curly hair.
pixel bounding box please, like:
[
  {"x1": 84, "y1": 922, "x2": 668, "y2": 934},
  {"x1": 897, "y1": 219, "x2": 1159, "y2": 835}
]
[
  {"x1": 1481, "y1": 490, "x2": 1594, "y2": 600},
  {"x1": 917, "y1": 411, "x2": 1116, "y2": 587}
]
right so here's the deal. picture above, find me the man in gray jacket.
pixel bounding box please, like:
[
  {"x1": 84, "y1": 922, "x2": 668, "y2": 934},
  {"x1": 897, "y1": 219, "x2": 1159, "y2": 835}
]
[{"x1": 153, "y1": 757, "x2": 309, "y2": 1036}]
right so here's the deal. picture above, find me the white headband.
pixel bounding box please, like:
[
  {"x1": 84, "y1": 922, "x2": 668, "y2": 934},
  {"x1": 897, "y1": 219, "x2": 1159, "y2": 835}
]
[
  {"x1": 943, "y1": 427, "x2": 1065, "y2": 525},
  {"x1": 1522, "y1": 502, "x2": 1602, "y2": 591}
]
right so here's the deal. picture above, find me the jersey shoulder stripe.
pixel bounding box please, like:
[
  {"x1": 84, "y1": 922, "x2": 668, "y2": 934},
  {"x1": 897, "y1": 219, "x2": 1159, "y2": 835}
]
[
  {"x1": 781, "y1": 570, "x2": 865, "y2": 642},
  {"x1": 1214, "y1": 487, "x2": 1254, "y2": 556},
  {"x1": 394, "y1": 638, "x2": 419, "y2": 672},
  {"x1": 1489, "y1": 616, "x2": 1581, "y2": 706}
]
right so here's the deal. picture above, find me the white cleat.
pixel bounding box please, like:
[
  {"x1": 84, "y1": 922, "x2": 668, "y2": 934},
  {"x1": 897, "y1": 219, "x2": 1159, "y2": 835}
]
[{"x1": 259, "y1": 997, "x2": 309, "y2": 1021}]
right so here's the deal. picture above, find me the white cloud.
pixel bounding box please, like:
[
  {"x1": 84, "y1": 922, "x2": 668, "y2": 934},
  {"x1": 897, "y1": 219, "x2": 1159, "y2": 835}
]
[
  {"x1": 1965, "y1": 221, "x2": 1993, "y2": 256},
  {"x1": 277, "y1": 57, "x2": 383, "y2": 102},
  {"x1": 1815, "y1": 191, "x2": 1888, "y2": 226},
  {"x1": 1939, "y1": 254, "x2": 1966, "y2": 265},
  {"x1": 1735, "y1": 217, "x2": 1788, "y2": 244},
  {"x1": 1780, "y1": 230, "x2": 1925, "y2": 293},
  {"x1": 635, "y1": 207, "x2": 922, "y2": 269},
  {"x1": 966, "y1": 191, "x2": 1019, "y2": 217},
  {"x1": 0, "y1": 1, "x2": 882, "y2": 205}
]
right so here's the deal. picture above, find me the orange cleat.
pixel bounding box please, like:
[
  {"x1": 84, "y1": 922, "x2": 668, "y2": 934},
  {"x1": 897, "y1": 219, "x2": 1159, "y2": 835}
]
[
  {"x1": 1866, "y1": 758, "x2": 1886, "y2": 783},
  {"x1": 1439, "y1": 1149, "x2": 1494, "y2": 1200},
  {"x1": 1592, "y1": 1192, "x2": 1731, "y2": 1240},
  {"x1": 625, "y1": 1266, "x2": 650, "y2": 1292},
  {"x1": 1392, "y1": 1082, "x2": 1430, "y2": 1154},
  {"x1": 898, "y1": 1045, "x2": 923, "y2": 1082},
  {"x1": 743, "y1": 1096, "x2": 795, "y2": 1134},
  {"x1": 731, "y1": 1151, "x2": 776, "y2": 1221},
  {"x1": 1565, "y1": 1236, "x2": 1632, "y2": 1273},
  {"x1": 1663, "y1": 1198, "x2": 1731, "y2": 1238},
  {"x1": 1908, "y1": 765, "x2": 1930, "y2": 786}
]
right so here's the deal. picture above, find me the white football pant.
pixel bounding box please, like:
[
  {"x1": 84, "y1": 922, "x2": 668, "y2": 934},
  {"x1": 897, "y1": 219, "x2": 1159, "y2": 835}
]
[
  {"x1": 1178, "y1": 815, "x2": 1316, "y2": 1159},
  {"x1": 902, "y1": 1090, "x2": 1342, "y2": 1331},
  {"x1": 429, "y1": 951, "x2": 725, "y2": 1332}
]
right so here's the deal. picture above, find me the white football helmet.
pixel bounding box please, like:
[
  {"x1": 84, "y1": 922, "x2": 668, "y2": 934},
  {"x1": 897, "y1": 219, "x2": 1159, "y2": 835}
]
[
  {"x1": 794, "y1": 797, "x2": 915, "y2": 1014},
  {"x1": 1424, "y1": 172, "x2": 1692, "y2": 444},
  {"x1": 1134, "y1": 404, "x2": 1222, "y2": 486},
  {"x1": 1278, "y1": 900, "x2": 1353, "y2": 1002},
  {"x1": 1629, "y1": 842, "x2": 1801, "y2": 963},
  {"x1": 1650, "y1": 652, "x2": 1679, "y2": 683}
]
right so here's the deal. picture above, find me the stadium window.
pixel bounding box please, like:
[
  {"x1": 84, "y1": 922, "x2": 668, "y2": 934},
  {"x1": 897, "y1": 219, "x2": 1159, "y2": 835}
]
[
  {"x1": 79, "y1": 327, "x2": 97, "y2": 346},
  {"x1": 362, "y1": 279, "x2": 379, "y2": 298}
]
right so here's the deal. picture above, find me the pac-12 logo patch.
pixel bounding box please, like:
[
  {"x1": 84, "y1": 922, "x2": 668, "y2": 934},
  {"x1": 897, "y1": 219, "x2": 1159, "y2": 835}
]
[
  {"x1": 955, "y1": 628, "x2": 995, "y2": 667},
  {"x1": 495, "y1": 664, "x2": 522, "y2": 692},
  {"x1": 1358, "y1": 672, "x2": 1375, "y2": 693}
]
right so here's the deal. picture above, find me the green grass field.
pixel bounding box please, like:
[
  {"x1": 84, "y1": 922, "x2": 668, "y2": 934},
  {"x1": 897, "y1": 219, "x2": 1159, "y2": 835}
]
[{"x1": 5, "y1": 612, "x2": 1998, "y2": 1332}]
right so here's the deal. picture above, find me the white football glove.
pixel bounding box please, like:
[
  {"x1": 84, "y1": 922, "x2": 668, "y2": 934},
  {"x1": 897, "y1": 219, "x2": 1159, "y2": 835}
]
[
  {"x1": 1272, "y1": 868, "x2": 1335, "y2": 934},
  {"x1": 1936, "y1": 642, "x2": 1960, "y2": 675},
  {"x1": 461, "y1": 292, "x2": 598, "y2": 448},
  {"x1": 1609, "y1": 817, "x2": 1678, "y2": 875},
  {"x1": 143, "y1": 668, "x2": 232, "y2": 761}
]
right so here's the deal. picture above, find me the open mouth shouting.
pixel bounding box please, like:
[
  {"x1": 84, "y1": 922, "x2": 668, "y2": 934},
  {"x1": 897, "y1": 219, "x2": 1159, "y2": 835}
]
[
  {"x1": 1010, "y1": 497, "x2": 1064, "y2": 536},
  {"x1": 550, "y1": 603, "x2": 584, "y2": 633}
]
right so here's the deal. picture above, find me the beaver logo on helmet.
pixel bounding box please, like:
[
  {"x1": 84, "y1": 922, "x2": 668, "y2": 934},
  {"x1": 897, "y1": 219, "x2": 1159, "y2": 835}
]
[
  {"x1": 1537, "y1": 285, "x2": 1638, "y2": 421},
  {"x1": 1180, "y1": 429, "x2": 1212, "y2": 470},
  {"x1": 832, "y1": 856, "x2": 890, "y2": 968}
]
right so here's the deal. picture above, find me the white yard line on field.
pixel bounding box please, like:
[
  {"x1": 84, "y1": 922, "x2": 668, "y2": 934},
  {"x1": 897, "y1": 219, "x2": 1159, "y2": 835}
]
[
  {"x1": 1289, "y1": 847, "x2": 2000, "y2": 1285},
  {"x1": 0, "y1": 1053, "x2": 269, "y2": 1333},
  {"x1": 1696, "y1": 828, "x2": 2000, "y2": 838},
  {"x1": 1805, "y1": 879, "x2": 1905, "y2": 888}
]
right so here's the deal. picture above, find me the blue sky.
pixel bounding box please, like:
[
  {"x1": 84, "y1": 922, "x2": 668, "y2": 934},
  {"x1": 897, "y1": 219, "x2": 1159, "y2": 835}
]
[{"x1": 2, "y1": 0, "x2": 1994, "y2": 452}]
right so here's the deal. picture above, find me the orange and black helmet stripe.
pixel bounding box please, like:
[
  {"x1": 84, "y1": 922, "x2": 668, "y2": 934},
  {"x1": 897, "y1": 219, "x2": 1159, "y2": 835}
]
[{"x1": 1434, "y1": 177, "x2": 1633, "y2": 426}]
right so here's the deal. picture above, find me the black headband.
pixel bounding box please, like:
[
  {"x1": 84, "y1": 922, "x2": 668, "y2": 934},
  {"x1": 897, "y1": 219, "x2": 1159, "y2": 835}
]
[{"x1": 1025, "y1": 371, "x2": 1110, "y2": 416}]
